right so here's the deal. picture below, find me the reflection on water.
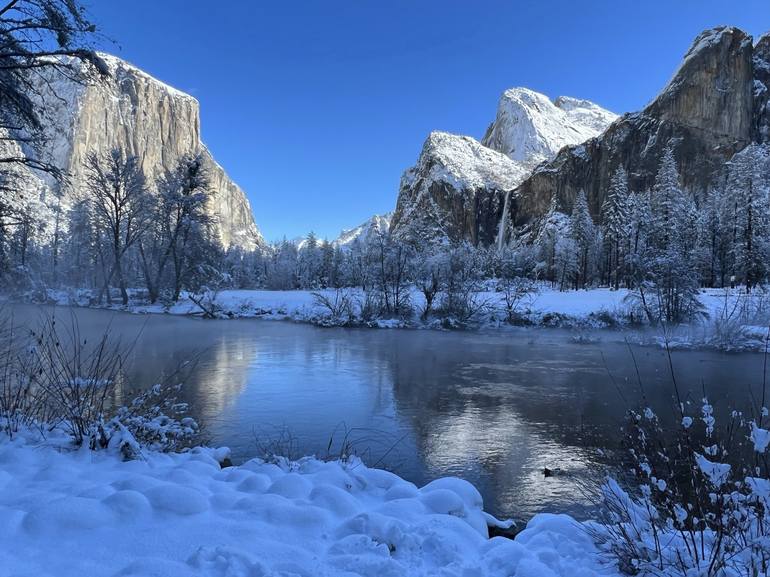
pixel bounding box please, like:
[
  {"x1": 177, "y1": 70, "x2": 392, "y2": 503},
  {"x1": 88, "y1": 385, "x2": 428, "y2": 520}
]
[{"x1": 6, "y1": 304, "x2": 767, "y2": 521}]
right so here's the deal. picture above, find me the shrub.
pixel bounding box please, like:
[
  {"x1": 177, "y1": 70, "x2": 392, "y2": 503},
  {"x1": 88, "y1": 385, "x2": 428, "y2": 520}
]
[
  {"x1": 498, "y1": 276, "x2": 538, "y2": 324},
  {"x1": 106, "y1": 382, "x2": 199, "y2": 458},
  {"x1": 0, "y1": 312, "x2": 200, "y2": 456},
  {"x1": 312, "y1": 289, "x2": 355, "y2": 324},
  {"x1": 593, "y1": 395, "x2": 770, "y2": 576}
]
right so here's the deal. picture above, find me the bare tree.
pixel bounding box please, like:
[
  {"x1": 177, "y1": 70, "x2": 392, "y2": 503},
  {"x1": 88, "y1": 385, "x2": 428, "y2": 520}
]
[
  {"x1": 371, "y1": 231, "x2": 412, "y2": 318},
  {"x1": 0, "y1": 0, "x2": 104, "y2": 176},
  {"x1": 84, "y1": 148, "x2": 148, "y2": 305}
]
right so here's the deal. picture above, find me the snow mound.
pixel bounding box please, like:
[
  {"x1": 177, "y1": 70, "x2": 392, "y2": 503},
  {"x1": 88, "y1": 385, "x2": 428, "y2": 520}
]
[
  {"x1": 0, "y1": 433, "x2": 614, "y2": 576},
  {"x1": 482, "y1": 87, "x2": 617, "y2": 168}
]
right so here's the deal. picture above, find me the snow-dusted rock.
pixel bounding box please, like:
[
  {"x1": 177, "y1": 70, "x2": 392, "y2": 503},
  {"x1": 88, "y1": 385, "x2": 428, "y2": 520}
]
[
  {"x1": 481, "y1": 87, "x2": 616, "y2": 169},
  {"x1": 334, "y1": 212, "x2": 392, "y2": 249},
  {"x1": 2, "y1": 53, "x2": 263, "y2": 250},
  {"x1": 390, "y1": 86, "x2": 614, "y2": 246},
  {"x1": 511, "y1": 26, "x2": 764, "y2": 236},
  {"x1": 753, "y1": 33, "x2": 770, "y2": 142},
  {"x1": 390, "y1": 131, "x2": 528, "y2": 245}
]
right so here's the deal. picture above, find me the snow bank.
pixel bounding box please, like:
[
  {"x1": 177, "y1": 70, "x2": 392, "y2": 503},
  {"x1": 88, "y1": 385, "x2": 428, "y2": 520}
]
[
  {"x1": 0, "y1": 433, "x2": 615, "y2": 576},
  {"x1": 44, "y1": 286, "x2": 770, "y2": 351},
  {"x1": 46, "y1": 286, "x2": 628, "y2": 325}
]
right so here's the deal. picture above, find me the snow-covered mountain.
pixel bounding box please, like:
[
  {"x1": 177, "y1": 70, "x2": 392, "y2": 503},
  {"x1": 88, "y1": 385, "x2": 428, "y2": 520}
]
[
  {"x1": 2, "y1": 53, "x2": 263, "y2": 250},
  {"x1": 390, "y1": 88, "x2": 616, "y2": 245},
  {"x1": 288, "y1": 213, "x2": 391, "y2": 252},
  {"x1": 481, "y1": 88, "x2": 617, "y2": 169},
  {"x1": 334, "y1": 213, "x2": 392, "y2": 248}
]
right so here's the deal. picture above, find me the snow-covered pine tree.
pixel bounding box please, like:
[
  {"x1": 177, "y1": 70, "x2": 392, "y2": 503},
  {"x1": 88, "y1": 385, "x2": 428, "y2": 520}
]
[
  {"x1": 650, "y1": 146, "x2": 679, "y2": 251},
  {"x1": 601, "y1": 167, "x2": 630, "y2": 289},
  {"x1": 320, "y1": 239, "x2": 334, "y2": 287},
  {"x1": 625, "y1": 190, "x2": 652, "y2": 291},
  {"x1": 696, "y1": 187, "x2": 733, "y2": 288},
  {"x1": 534, "y1": 194, "x2": 563, "y2": 286},
  {"x1": 728, "y1": 144, "x2": 770, "y2": 292},
  {"x1": 297, "y1": 232, "x2": 322, "y2": 288},
  {"x1": 266, "y1": 238, "x2": 298, "y2": 290},
  {"x1": 629, "y1": 145, "x2": 704, "y2": 324},
  {"x1": 569, "y1": 190, "x2": 596, "y2": 289},
  {"x1": 554, "y1": 235, "x2": 577, "y2": 292}
]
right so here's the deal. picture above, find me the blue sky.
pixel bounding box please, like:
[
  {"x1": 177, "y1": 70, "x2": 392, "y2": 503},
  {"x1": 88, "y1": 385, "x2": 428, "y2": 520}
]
[{"x1": 88, "y1": 1, "x2": 767, "y2": 242}]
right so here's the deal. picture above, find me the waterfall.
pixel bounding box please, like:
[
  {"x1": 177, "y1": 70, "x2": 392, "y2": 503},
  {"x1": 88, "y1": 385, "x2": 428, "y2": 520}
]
[{"x1": 497, "y1": 189, "x2": 511, "y2": 250}]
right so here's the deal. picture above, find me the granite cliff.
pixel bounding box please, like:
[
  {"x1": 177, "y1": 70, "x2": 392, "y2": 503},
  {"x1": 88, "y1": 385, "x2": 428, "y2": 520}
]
[{"x1": 6, "y1": 53, "x2": 263, "y2": 250}]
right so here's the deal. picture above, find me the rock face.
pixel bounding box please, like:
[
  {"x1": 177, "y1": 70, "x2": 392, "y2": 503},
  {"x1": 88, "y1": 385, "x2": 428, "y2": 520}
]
[
  {"x1": 390, "y1": 89, "x2": 615, "y2": 245},
  {"x1": 12, "y1": 54, "x2": 263, "y2": 250},
  {"x1": 390, "y1": 131, "x2": 527, "y2": 245},
  {"x1": 507, "y1": 26, "x2": 764, "y2": 237}
]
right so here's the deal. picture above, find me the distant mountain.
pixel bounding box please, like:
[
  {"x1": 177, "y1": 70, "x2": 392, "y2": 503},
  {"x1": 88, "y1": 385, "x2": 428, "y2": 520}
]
[
  {"x1": 288, "y1": 214, "x2": 391, "y2": 252},
  {"x1": 334, "y1": 213, "x2": 392, "y2": 249},
  {"x1": 390, "y1": 89, "x2": 616, "y2": 245},
  {"x1": 0, "y1": 53, "x2": 263, "y2": 250}
]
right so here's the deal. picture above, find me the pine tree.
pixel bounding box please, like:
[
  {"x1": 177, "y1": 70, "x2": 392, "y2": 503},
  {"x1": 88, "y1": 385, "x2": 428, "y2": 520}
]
[
  {"x1": 320, "y1": 239, "x2": 334, "y2": 287},
  {"x1": 569, "y1": 190, "x2": 596, "y2": 289},
  {"x1": 626, "y1": 190, "x2": 653, "y2": 288},
  {"x1": 601, "y1": 167, "x2": 631, "y2": 289},
  {"x1": 650, "y1": 146, "x2": 680, "y2": 251},
  {"x1": 696, "y1": 187, "x2": 732, "y2": 288},
  {"x1": 728, "y1": 144, "x2": 770, "y2": 292},
  {"x1": 629, "y1": 146, "x2": 704, "y2": 324},
  {"x1": 298, "y1": 232, "x2": 322, "y2": 288}
]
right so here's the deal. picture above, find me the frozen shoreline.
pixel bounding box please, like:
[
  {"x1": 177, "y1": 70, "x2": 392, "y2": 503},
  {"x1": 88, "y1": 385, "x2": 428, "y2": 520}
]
[{"x1": 38, "y1": 286, "x2": 770, "y2": 352}]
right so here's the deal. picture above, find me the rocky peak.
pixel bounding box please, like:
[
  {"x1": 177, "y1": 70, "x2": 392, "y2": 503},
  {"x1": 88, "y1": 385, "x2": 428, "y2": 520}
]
[
  {"x1": 481, "y1": 87, "x2": 616, "y2": 168},
  {"x1": 416, "y1": 131, "x2": 528, "y2": 191},
  {"x1": 390, "y1": 85, "x2": 614, "y2": 246},
  {"x1": 506, "y1": 26, "x2": 765, "y2": 241},
  {"x1": 390, "y1": 131, "x2": 525, "y2": 245},
  {"x1": 390, "y1": 84, "x2": 615, "y2": 246},
  {"x1": 645, "y1": 26, "x2": 753, "y2": 146},
  {"x1": 334, "y1": 212, "x2": 392, "y2": 249}
]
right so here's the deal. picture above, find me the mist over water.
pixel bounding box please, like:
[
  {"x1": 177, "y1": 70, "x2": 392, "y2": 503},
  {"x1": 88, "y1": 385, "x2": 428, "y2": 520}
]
[{"x1": 8, "y1": 304, "x2": 766, "y2": 521}]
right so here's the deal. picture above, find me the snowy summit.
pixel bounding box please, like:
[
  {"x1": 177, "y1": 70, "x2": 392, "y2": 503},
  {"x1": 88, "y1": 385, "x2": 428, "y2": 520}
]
[{"x1": 482, "y1": 87, "x2": 617, "y2": 169}]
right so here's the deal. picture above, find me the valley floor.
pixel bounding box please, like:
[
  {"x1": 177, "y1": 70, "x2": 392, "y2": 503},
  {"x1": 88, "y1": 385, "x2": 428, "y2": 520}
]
[
  {"x1": 0, "y1": 431, "x2": 613, "y2": 577},
  {"x1": 45, "y1": 285, "x2": 770, "y2": 351}
]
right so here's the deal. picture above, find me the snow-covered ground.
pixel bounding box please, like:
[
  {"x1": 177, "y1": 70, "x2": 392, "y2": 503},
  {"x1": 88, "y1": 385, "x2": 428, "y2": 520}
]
[
  {"x1": 0, "y1": 430, "x2": 614, "y2": 577},
  {"x1": 48, "y1": 286, "x2": 629, "y2": 320},
  {"x1": 38, "y1": 285, "x2": 770, "y2": 351}
]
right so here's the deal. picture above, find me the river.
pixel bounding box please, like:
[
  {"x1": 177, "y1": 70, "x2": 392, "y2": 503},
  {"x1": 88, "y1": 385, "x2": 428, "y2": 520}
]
[{"x1": 5, "y1": 304, "x2": 766, "y2": 522}]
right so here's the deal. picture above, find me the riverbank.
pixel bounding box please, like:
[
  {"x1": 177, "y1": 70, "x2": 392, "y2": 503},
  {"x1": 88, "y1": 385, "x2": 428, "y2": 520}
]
[
  {"x1": 41, "y1": 285, "x2": 770, "y2": 351},
  {"x1": 0, "y1": 429, "x2": 613, "y2": 577}
]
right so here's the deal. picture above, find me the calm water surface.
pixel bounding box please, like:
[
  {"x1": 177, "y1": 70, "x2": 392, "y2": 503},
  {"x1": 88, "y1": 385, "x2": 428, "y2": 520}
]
[{"x1": 7, "y1": 304, "x2": 766, "y2": 521}]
